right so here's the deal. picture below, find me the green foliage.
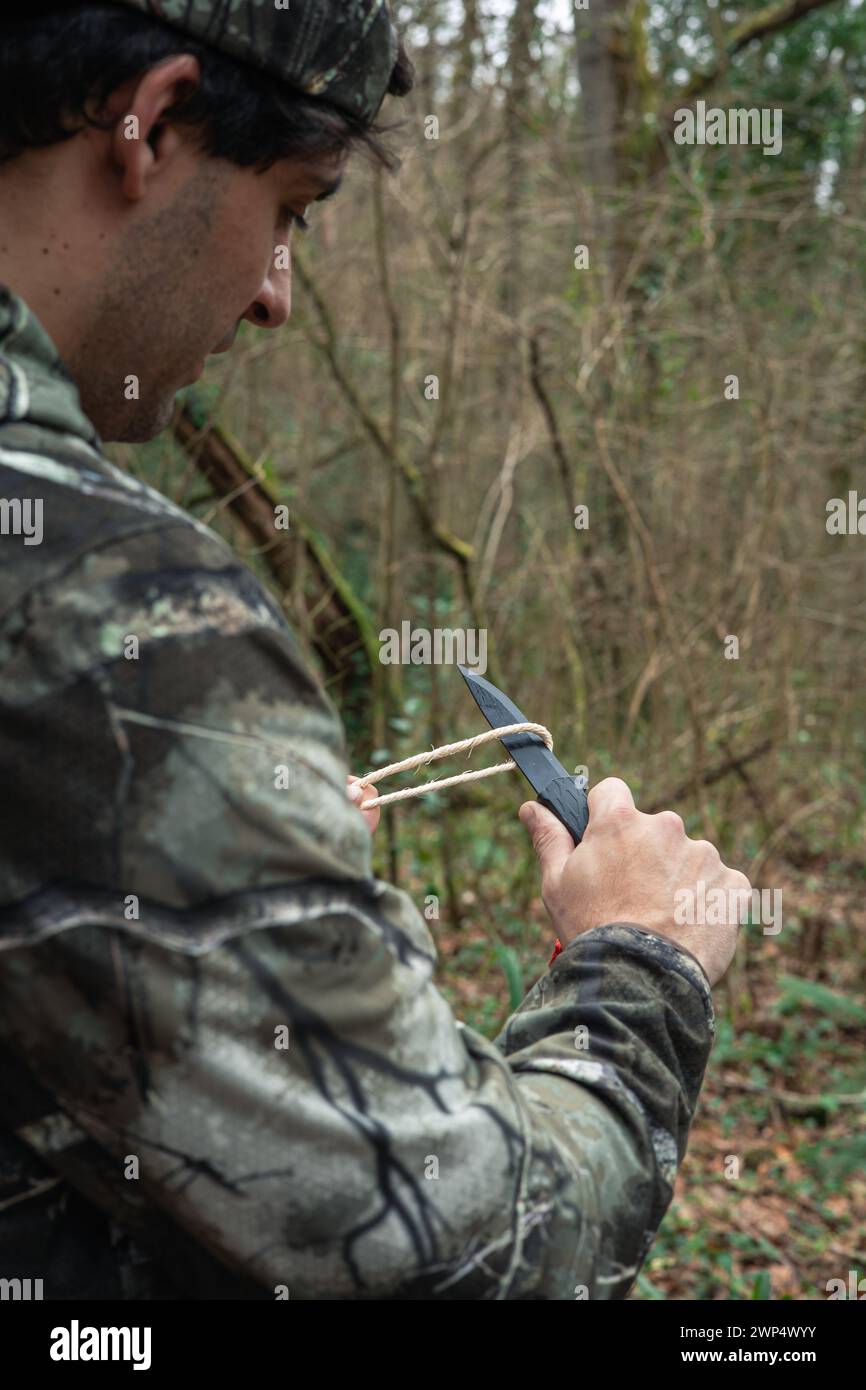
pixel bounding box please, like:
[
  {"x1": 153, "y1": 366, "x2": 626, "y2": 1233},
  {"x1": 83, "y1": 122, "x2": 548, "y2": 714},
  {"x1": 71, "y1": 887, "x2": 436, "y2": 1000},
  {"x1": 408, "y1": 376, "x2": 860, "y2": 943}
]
[
  {"x1": 751, "y1": 1269, "x2": 772, "y2": 1299},
  {"x1": 774, "y1": 976, "x2": 866, "y2": 1026},
  {"x1": 493, "y1": 942, "x2": 524, "y2": 1013},
  {"x1": 800, "y1": 1133, "x2": 866, "y2": 1185}
]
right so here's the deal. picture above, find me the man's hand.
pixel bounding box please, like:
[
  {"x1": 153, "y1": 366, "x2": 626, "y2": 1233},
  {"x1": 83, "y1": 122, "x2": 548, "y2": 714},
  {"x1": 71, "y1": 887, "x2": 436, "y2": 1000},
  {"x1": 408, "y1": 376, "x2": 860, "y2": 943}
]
[
  {"x1": 519, "y1": 776, "x2": 749, "y2": 987},
  {"x1": 347, "y1": 774, "x2": 381, "y2": 834}
]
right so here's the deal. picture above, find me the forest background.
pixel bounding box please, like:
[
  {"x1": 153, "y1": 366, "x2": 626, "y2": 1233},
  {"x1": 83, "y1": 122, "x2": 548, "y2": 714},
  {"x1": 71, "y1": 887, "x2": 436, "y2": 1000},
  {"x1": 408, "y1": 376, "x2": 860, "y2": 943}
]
[{"x1": 112, "y1": 0, "x2": 866, "y2": 1299}]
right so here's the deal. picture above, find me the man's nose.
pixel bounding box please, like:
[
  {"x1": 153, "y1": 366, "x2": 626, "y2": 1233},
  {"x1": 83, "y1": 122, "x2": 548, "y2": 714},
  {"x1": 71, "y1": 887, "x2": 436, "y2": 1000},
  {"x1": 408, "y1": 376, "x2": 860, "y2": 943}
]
[{"x1": 243, "y1": 258, "x2": 292, "y2": 330}]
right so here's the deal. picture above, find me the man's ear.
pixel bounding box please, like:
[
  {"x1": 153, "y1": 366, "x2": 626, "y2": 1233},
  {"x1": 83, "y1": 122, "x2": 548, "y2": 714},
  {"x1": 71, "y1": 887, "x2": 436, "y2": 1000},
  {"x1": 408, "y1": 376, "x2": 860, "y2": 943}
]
[{"x1": 109, "y1": 54, "x2": 202, "y2": 203}]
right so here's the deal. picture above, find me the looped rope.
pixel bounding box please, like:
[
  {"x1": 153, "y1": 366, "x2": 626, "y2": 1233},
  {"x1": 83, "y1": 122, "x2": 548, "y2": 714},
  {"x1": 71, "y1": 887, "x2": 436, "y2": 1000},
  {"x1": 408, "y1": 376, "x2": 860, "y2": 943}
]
[{"x1": 358, "y1": 722, "x2": 553, "y2": 809}]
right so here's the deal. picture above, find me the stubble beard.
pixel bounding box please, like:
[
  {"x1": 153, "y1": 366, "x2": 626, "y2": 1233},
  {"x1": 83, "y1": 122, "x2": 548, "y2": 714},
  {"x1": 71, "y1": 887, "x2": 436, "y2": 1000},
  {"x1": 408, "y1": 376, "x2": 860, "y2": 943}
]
[{"x1": 71, "y1": 169, "x2": 225, "y2": 443}]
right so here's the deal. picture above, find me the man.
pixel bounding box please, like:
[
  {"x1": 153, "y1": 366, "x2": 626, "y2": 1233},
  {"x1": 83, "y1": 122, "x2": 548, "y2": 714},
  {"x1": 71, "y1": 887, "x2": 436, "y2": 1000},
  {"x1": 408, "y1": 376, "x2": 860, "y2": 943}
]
[{"x1": 0, "y1": 1, "x2": 749, "y2": 1300}]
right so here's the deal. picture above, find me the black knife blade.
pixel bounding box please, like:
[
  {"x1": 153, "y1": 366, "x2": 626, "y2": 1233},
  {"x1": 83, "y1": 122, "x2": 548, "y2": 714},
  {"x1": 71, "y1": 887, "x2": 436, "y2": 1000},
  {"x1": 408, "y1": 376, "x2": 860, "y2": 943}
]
[{"x1": 457, "y1": 665, "x2": 589, "y2": 843}]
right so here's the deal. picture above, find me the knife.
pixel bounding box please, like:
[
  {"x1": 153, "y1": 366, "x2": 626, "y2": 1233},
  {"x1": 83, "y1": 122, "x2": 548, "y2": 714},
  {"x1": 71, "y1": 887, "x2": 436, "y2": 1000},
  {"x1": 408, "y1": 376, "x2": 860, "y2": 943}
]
[{"x1": 457, "y1": 666, "x2": 589, "y2": 844}]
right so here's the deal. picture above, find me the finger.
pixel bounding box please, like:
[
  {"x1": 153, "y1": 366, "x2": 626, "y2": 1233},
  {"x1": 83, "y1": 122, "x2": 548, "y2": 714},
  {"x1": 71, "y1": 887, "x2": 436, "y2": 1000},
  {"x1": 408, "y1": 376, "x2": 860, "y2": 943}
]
[
  {"x1": 519, "y1": 801, "x2": 574, "y2": 889},
  {"x1": 652, "y1": 808, "x2": 685, "y2": 836},
  {"x1": 587, "y1": 776, "x2": 636, "y2": 826},
  {"x1": 347, "y1": 776, "x2": 380, "y2": 833},
  {"x1": 360, "y1": 801, "x2": 381, "y2": 833}
]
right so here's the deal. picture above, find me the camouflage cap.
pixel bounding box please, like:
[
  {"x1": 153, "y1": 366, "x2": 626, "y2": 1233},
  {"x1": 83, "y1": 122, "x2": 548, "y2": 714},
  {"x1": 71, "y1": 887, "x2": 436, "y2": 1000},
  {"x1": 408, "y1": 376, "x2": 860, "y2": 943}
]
[{"x1": 110, "y1": 0, "x2": 399, "y2": 123}]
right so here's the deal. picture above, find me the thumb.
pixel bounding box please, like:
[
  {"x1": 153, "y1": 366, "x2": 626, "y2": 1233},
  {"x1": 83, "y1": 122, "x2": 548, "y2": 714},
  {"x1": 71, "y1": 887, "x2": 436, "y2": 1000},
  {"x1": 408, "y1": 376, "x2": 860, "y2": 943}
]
[{"x1": 519, "y1": 801, "x2": 574, "y2": 887}]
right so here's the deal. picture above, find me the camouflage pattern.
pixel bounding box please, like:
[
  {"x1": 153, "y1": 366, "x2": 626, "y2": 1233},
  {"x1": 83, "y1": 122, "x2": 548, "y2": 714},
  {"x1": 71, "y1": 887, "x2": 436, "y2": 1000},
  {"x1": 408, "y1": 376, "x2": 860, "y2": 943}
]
[
  {"x1": 0, "y1": 285, "x2": 715, "y2": 1299},
  {"x1": 109, "y1": 0, "x2": 399, "y2": 123}
]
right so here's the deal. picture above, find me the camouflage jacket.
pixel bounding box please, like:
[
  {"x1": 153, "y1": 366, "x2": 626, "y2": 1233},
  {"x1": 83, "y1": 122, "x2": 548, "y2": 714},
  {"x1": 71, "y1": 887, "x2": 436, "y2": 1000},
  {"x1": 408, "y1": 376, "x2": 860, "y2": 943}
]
[{"x1": 0, "y1": 285, "x2": 715, "y2": 1300}]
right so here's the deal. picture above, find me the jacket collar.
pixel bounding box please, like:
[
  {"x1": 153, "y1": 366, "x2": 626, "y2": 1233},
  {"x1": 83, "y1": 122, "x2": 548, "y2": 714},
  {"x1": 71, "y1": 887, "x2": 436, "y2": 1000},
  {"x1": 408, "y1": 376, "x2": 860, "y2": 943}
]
[{"x1": 0, "y1": 284, "x2": 102, "y2": 449}]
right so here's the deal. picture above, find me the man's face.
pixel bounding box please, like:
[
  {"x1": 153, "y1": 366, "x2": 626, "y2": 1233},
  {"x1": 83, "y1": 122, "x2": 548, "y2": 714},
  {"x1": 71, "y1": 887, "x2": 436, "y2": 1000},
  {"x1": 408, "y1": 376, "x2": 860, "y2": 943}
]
[{"x1": 71, "y1": 140, "x2": 344, "y2": 443}]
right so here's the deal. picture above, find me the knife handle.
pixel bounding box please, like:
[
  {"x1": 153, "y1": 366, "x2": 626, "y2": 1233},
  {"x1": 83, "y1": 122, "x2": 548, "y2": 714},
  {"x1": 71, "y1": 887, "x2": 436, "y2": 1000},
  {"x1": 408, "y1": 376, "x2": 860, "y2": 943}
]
[{"x1": 537, "y1": 775, "x2": 589, "y2": 845}]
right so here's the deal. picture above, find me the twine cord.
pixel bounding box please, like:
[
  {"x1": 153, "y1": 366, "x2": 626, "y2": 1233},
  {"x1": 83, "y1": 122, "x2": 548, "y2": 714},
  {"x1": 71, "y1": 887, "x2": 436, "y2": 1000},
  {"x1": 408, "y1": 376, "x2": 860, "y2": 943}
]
[{"x1": 358, "y1": 722, "x2": 553, "y2": 809}]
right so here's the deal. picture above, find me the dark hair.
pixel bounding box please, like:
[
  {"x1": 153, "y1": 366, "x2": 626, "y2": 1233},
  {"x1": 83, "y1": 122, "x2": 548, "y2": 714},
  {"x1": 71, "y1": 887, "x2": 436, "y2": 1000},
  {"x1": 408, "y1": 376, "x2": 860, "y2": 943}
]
[{"x1": 0, "y1": 3, "x2": 414, "y2": 170}]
